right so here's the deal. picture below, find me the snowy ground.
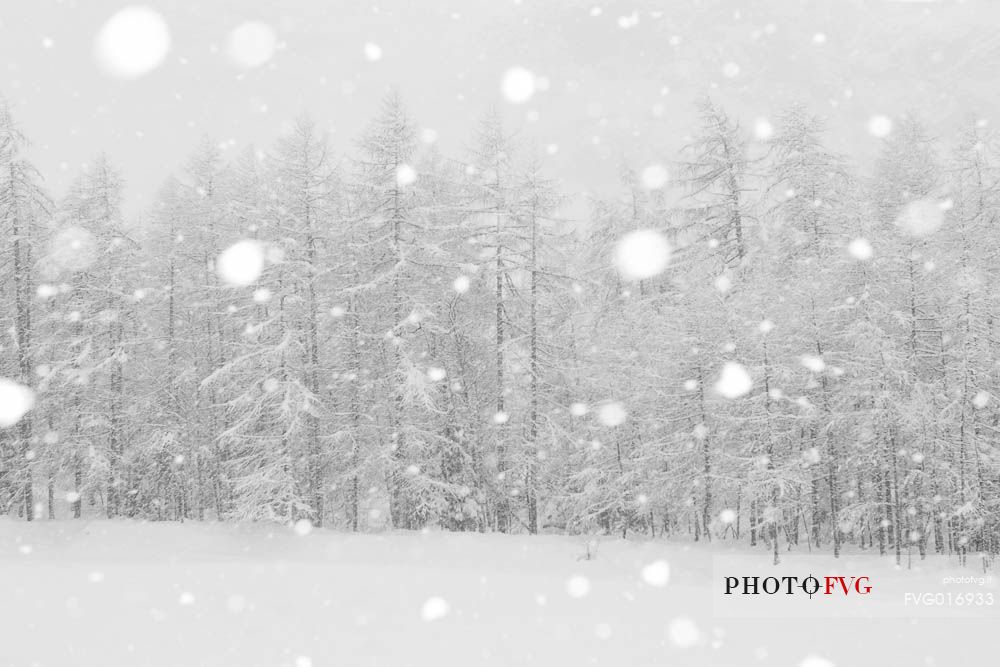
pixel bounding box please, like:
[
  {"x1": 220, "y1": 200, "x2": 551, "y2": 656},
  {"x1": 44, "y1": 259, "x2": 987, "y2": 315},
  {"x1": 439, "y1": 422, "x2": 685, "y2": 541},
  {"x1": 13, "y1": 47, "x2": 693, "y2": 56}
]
[{"x1": 1, "y1": 520, "x2": 995, "y2": 667}]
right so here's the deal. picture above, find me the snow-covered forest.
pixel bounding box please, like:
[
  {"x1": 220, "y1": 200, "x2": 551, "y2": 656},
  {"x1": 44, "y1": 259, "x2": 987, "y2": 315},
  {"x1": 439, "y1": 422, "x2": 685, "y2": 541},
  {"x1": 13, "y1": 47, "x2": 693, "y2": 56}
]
[{"x1": 2, "y1": 90, "x2": 999, "y2": 560}]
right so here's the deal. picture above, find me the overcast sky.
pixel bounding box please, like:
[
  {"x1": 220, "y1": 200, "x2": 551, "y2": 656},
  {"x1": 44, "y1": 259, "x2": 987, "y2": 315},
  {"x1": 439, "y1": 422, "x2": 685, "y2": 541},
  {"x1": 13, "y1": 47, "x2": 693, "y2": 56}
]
[{"x1": 0, "y1": 0, "x2": 995, "y2": 213}]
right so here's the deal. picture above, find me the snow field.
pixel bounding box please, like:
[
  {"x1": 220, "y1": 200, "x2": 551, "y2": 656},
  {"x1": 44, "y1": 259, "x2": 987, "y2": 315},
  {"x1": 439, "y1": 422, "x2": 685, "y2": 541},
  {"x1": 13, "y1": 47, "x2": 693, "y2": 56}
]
[{"x1": 1, "y1": 520, "x2": 995, "y2": 666}]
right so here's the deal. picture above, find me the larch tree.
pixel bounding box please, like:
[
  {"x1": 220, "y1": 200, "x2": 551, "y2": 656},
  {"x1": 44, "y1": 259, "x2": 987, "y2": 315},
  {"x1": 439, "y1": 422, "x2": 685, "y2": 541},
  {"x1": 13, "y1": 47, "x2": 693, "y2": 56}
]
[{"x1": 0, "y1": 101, "x2": 50, "y2": 519}]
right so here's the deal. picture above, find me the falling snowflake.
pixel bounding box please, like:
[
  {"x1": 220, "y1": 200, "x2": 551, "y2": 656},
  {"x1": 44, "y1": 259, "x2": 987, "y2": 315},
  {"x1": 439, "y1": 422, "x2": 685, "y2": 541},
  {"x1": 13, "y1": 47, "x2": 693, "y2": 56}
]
[
  {"x1": 396, "y1": 164, "x2": 417, "y2": 187},
  {"x1": 867, "y1": 115, "x2": 893, "y2": 138},
  {"x1": 420, "y1": 596, "x2": 450, "y2": 621},
  {"x1": 640, "y1": 164, "x2": 669, "y2": 190},
  {"x1": 800, "y1": 355, "x2": 825, "y2": 373},
  {"x1": 641, "y1": 560, "x2": 670, "y2": 587},
  {"x1": 800, "y1": 656, "x2": 835, "y2": 667},
  {"x1": 847, "y1": 238, "x2": 873, "y2": 260},
  {"x1": 566, "y1": 575, "x2": 591, "y2": 598},
  {"x1": 753, "y1": 118, "x2": 774, "y2": 141},
  {"x1": 668, "y1": 617, "x2": 701, "y2": 648},
  {"x1": 0, "y1": 379, "x2": 35, "y2": 428},
  {"x1": 614, "y1": 230, "x2": 671, "y2": 280},
  {"x1": 36, "y1": 284, "x2": 58, "y2": 300},
  {"x1": 453, "y1": 276, "x2": 471, "y2": 293},
  {"x1": 973, "y1": 391, "x2": 990, "y2": 409},
  {"x1": 714, "y1": 274, "x2": 733, "y2": 293},
  {"x1": 501, "y1": 67, "x2": 537, "y2": 104},
  {"x1": 95, "y1": 6, "x2": 171, "y2": 78},
  {"x1": 895, "y1": 199, "x2": 945, "y2": 237},
  {"x1": 227, "y1": 21, "x2": 277, "y2": 69},
  {"x1": 714, "y1": 362, "x2": 752, "y2": 399},
  {"x1": 364, "y1": 42, "x2": 383, "y2": 62},
  {"x1": 217, "y1": 240, "x2": 265, "y2": 286},
  {"x1": 719, "y1": 509, "x2": 737, "y2": 524},
  {"x1": 293, "y1": 519, "x2": 313, "y2": 536},
  {"x1": 597, "y1": 402, "x2": 628, "y2": 427},
  {"x1": 617, "y1": 12, "x2": 639, "y2": 29}
]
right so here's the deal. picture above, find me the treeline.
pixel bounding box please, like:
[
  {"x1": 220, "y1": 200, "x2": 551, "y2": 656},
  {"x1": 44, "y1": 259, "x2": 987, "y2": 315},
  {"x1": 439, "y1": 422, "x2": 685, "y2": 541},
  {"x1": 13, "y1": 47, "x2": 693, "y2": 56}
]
[{"x1": 1, "y1": 93, "x2": 998, "y2": 560}]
